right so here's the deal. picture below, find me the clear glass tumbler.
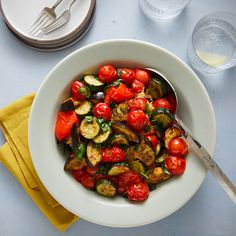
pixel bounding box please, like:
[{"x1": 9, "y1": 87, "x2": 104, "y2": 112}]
[
  {"x1": 139, "y1": 0, "x2": 191, "y2": 22},
  {"x1": 188, "y1": 11, "x2": 236, "y2": 73}
]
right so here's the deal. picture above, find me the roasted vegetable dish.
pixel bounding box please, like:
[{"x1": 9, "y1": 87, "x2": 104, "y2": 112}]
[{"x1": 55, "y1": 65, "x2": 188, "y2": 201}]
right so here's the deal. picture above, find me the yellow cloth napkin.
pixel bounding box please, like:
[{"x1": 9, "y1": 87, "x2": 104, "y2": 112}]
[{"x1": 0, "y1": 94, "x2": 79, "y2": 232}]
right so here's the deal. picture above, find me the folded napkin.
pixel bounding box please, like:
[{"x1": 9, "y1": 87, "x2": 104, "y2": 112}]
[{"x1": 0, "y1": 94, "x2": 79, "y2": 232}]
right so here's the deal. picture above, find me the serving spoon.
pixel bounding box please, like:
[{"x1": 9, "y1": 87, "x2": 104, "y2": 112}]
[{"x1": 145, "y1": 67, "x2": 236, "y2": 204}]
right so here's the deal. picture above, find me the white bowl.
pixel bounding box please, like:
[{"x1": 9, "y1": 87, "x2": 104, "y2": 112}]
[{"x1": 28, "y1": 39, "x2": 216, "y2": 227}]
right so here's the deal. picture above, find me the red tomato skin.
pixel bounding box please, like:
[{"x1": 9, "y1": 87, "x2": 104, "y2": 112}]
[
  {"x1": 127, "y1": 110, "x2": 148, "y2": 130},
  {"x1": 102, "y1": 146, "x2": 125, "y2": 163},
  {"x1": 85, "y1": 165, "x2": 98, "y2": 176},
  {"x1": 110, "y1": 83, "x2": 134, "y2": 103},
  {"x1": 118, "y1": 68, "x2": 135, "y2": 85},
  {"x1": 166, "y1": 93, "x2": 177, "y2": 114},
  {"x1": 104, "y1": 86, "x2": 117, "y2": 104},
  {"x1": 80, "y1": 173, "x2": 95, "y2": 189},
  {"x1": 98, "y1": 65, "x2": 117, "y2": 83},
  {"x1": 117, "y1": 171, "x2": 141, "y2": 194},
  {"x1": 55, "y1": 111, "x2": 79, "y2": 141},
  {"x1": 128, "y1": 98, "x2": 148, "y2": 111},
  {"x1": 126, "y1": 181, "x2": 150, "y2": 201},
  {"x1": 134, "y1": 69, "x2": 150, "y2": 86},
  {"x1": 168, "y1": 137, "x2": 188, "y2": 156},
  {"x1": 145, "y1": 135, "x2": 159, "y2": 149},
  {"x1": 165, "y1": 155, "x2": 186, "y2": 175},
  {"x1": 71, "y1": 81, "x2": 89, "y2": 101},
  {"x1": 153, "y1": 98, "x2": 171, "y2": 110},
  {"x1": 71, "y1": 169, "x2": 85, "y2": 182},
  {"x1": 93, "y1": 102, "x2": 112, "y2": 121},
  {"x1": 131, "y1": 79, "x2": 145, "y2": 93}
]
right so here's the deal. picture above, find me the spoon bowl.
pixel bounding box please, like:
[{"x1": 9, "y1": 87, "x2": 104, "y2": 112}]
[{"x1": 145, "y1": 67, "x2": 236, "y2": 205}]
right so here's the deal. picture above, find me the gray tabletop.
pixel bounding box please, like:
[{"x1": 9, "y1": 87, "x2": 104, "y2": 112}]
[{"x1": 1, "y1": 0, "x2": 236, "y2": 235}]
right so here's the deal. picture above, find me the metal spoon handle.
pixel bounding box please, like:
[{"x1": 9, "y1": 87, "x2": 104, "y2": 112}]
[{"x1": 176, "y1": 117, "x2": 236, "y2": 204}]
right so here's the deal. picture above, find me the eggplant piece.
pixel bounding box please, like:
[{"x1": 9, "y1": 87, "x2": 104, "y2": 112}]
[
  {"x1": 64, "y1": 158, "x2": 86, "y2": 171},
  {"x1": 125, "y1": 139, "x2": 155, "y2": 166},
  {"x1": 61, "y1": 97, "x2": 76, "y2": 111},
  {"x1": 86, "y1": 142, "x2": 102, "y2": 167},
  {"x1": 112, "y1": 103, "x2": 128, "y2": 122},
  {"x1": 111, "y1": 122, "x2": 139, "y2": 143},
  {"x1": 90, "y1": 92, "x2": 105, "y2": 105},
  {"x1": 164, "y1": 126, "x2": 182, "y2": 148},
  {"x1": 135, "y1": 139, "x2": 156, "y2": 166}
]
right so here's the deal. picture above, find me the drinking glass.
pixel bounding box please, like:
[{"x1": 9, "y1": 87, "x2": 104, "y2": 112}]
[
  {"x1": 139, "y1": 0, "x2": 191, "y2": 22},
  {"x1": 188, "y1": 11, "x2": 236, "y2": 73}
]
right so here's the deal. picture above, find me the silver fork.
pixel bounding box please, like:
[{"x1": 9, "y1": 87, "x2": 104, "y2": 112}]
[
  {"x1": 29, "y1": 0, "x2": 64, "y2": 36},
  {"x1": 39, "y1": 0, "x2": 77, "y2": 35}
]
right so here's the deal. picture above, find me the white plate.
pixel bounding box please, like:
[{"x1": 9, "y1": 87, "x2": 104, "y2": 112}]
[
  {"x1": 0, "y1": 0, "x2": 95, "y2": 42},
  {"x1": 28, "y1": 39, "x2": 216, "y2": 227}
]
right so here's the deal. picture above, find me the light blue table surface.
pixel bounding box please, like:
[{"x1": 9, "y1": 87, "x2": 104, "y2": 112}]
[{"x1": 1, "y1": 0, "x2": 236, "y2": 235}]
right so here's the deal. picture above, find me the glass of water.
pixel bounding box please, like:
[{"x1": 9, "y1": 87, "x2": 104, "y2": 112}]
[
  {"x1": 139, "y1": 0, "x2": 191, "y2": 22},
  {"x1": 188, "y1": 11, "x2": 236, "y2": 73}
]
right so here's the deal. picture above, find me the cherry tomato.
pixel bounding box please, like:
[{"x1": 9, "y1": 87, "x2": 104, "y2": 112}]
[
  {"x1": 71, "y1": 81, "x2": 90, "y2": 101},
  {"x1": 166, "y1": 93, "x2": 177, "y2": 114},
  {"x1": 55, "y1": 111, "x2": 79, "y2": 141},
  {"x1": 93, "y1": 102, "x2": 112, "y2": 121},
  {"x1": 117, "y1": 171, "x2": 141, "y2": 194},
  {"x1": 168, "y1": 137, "x2": 188, "y2": 156},
  {"x1": 153, "y1": 98, "x2": 171, "y2": 110},
  {"x1": 104, "y1": 86, "x2": 117, "y2": 104},
  {"x1": 110, "y1": 83, "x2": 134, "y2": 103},
  {"x1": 127, "y1": 110, "x2": 149, "y2": 130},
  {"x1": 118, "y1": 68, "x2": 135, "y2": 85},
  {"x1": 80, "y1": 173, "x2": 95, "y2": 189},
  {"x1": 140, "y1": 120, "x2": 156, "y2": 136},
  {"x1": 131, "y1": 79, "x2": 145, "y2": 93},
  {"x1": 102, "y1": 146, "x2": 125, "y2": 162},
  {"x1": 128, "y1": 98, "x2": 148, "y2": 111},
  {"x1": 126, "y1": 181, "x2": 150, "y2": 201},
  {"x1": 145, "y1": 135, "x2": 159, "y2": 149},
  {"x1": 85, "y1": 165, "x2": 98, "y2": 176},
  {"x1": 165, "y1": 155, "x2": 186, "y2": 175},
  {"x1": 71, "y1": 169, "x2": 85, "y2": 182},
  {"x1": 134, "y1": 68, "x2": 150, "y2": 86},
  {"x1": 98, "y1": 65, "x2": 117, "y2": 83}
]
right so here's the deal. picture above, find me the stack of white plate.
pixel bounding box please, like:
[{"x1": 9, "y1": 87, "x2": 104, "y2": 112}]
[{"x1": 0, "y1": 0, "x2": 96, "y2": 50}]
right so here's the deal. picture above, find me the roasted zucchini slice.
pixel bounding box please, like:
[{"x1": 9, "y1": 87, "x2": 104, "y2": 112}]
[
  {"x1": 93, "y1": 125, "x2": 111, "y2": 144},
  {"x1": 83, "y1": 75, "x2": 104, "y2": 91},
  {"x1": 108, "y1": 162, "x2": 130, "y2": 176},
  {"x1": 80, "y1": 116, "x2": 100, "y2": 139},
  {"x1": 152, "y1": 107, "x2": 174, "y2": 128},
  {"x1": 86, "y1": 142, "x2": 102, "y2": 167},
  {"x1": 112, "y1": 102, "x2": 129, "y2": 122},
  {"x1": 75, "y1": 100, "x2": 92, "y2": 116},
  {"x1": 155, "y1": 148, "x2": 169, "y2": 165},
  {"x1": 145, "y1": 77, "x2": 168, "y2": 99},
  {"x1": 129, "y1": 160, "x2": 145, "y2": 174},
  {"x1": 111, "y1": 122, "x2": 139, "y2": 143},
  {"x1": 110, "y1": 134, "x2": 129, "y2": 146},
  {"x1": 96, "y1": 179, "x2": 117, "y2": 197},
  {"x1": 64, "y1": 158, "x2": 86, "y2": 171}
]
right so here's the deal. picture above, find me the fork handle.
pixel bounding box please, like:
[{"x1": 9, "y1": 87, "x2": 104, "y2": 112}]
[{"x1": 52, "y1": 0, "x2": 64, "y2": 10}]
